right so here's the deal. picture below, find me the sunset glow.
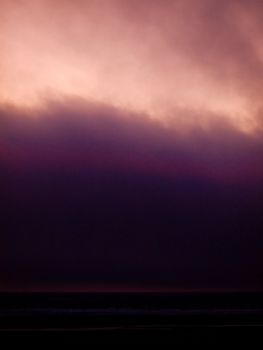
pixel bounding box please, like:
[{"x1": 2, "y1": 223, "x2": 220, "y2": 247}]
[{"x1": 1, "y1": 0, "x2": 263, "y2": 133}]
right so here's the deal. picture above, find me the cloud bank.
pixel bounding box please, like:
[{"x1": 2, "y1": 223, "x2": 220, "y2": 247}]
[
  {"x1": 1, "y1": 100, "x2": 263, "y2": 291},
  {"x1": 1, "y1": 0, "x2": 263, "y2": 291}
]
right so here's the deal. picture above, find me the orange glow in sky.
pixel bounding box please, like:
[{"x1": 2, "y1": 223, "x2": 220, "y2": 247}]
[{"x1": 1, "y1": 0, "x2": 263, "y2": 133}]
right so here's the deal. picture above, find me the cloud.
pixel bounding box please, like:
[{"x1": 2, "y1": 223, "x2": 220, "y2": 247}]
[
  {"x1": 1, "y1": 0, "x2": 263, "y2": 132},
  {"x1": 1, "y1": 99, "x2": 263, "y2": 184},
  {"x1": 1, "y1": 0, "x2": 263, "y2": 291},
  {"x1": 1, "y1": 100, "x2": 263, "y2": 291}
]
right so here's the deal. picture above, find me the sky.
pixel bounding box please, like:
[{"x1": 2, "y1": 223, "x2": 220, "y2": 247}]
[{"x1": 0, "y1": 0, "x2": 263, "y2": 291}]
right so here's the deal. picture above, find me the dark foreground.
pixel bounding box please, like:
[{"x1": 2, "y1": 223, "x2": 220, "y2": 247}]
[{"x1": 0, "y1": 292, "x2": 263, "y2": 344}]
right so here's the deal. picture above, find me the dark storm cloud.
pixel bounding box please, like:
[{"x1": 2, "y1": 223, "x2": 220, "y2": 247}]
[
  {"x1": 1, "y1": 101, "x2": 263, "y2": 291},
  {"x1": 1, "y1": 99, "x2": 263, "y2": 182}
]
